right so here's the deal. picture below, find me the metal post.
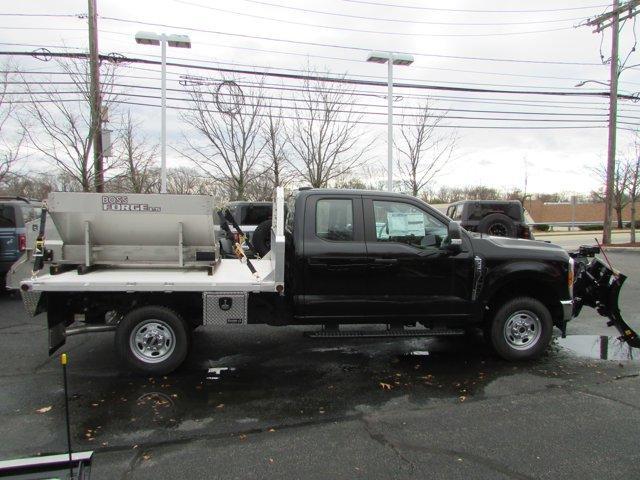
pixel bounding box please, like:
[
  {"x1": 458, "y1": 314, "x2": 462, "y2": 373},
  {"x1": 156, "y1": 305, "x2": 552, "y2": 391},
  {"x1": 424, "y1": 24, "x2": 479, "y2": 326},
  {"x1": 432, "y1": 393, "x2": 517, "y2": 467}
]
[
  {"x1": 604, "y1": 0, "x2": 620, "y2": 244},
  {"x1": 61, "y1": 354, "x2": 73, "y2": 480},
  {"x1": 160, "y1": 37, "x2": 167, "y2": 194},
  {"x1": 88, "y1": 0, "x2": 104, "y2": 193},
  {"x1": 387, "y1": 56, "x2": 393, "y2": 192}
]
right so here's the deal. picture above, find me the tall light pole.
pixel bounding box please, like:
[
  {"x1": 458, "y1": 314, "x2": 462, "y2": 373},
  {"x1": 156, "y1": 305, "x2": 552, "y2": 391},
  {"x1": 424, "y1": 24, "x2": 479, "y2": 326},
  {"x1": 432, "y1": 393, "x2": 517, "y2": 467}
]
[
  {"x1": 135, "y1": 31, "x2": 191, "y2": 193},
  {"x1": 366, "y1": 51, "x2": 414, "y2": 192}
]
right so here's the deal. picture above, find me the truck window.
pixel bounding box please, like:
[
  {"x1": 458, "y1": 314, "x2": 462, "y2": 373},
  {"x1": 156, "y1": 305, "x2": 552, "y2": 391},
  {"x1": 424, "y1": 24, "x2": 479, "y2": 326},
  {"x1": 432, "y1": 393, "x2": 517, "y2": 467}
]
[
  {"x1": 316, "y1": 199, "x2": 354, "y2": 241},
  {"x1": 286, "y1": 195, "x2": 296, "y2": 232},
  {"x1": 0, "y1": 204, "x2": 16, "y2": 228},
  {"x1": 373, "y1": 201, "x2": 447, "y2": 249}
]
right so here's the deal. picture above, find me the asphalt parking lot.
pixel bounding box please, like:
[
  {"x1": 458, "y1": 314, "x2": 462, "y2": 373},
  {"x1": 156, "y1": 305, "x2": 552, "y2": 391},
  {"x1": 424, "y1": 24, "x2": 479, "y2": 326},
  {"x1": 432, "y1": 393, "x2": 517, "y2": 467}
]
[{"x1": 1, "y1": 251, "x2": 639, "y2": 479}]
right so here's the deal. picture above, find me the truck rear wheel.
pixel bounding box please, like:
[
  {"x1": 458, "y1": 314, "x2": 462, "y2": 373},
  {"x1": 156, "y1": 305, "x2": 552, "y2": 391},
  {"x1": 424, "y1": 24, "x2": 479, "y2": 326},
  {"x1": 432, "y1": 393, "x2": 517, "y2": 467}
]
[
  {"x1": 489, "y1": 297, "x2": 552, "y2": 361},
  {"x1": 115, "y1": 305, "x2": 190, "y2": 375}
]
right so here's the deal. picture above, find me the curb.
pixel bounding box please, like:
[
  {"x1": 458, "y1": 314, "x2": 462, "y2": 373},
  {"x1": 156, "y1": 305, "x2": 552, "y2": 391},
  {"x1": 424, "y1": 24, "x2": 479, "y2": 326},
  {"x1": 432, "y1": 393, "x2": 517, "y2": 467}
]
[
  {"x1": 602, "y1": 247, "x2": 640, "y2": 253},
  {"x1": 535, "y1": 230, "x2": 630, "y2": 237}
]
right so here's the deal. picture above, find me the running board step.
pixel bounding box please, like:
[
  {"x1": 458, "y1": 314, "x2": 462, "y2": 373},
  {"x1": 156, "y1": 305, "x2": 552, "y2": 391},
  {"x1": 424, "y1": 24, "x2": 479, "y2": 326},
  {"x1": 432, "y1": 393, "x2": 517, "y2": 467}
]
[{"x1": 304, "y1": 328, "x2": 465, "y2": 339}]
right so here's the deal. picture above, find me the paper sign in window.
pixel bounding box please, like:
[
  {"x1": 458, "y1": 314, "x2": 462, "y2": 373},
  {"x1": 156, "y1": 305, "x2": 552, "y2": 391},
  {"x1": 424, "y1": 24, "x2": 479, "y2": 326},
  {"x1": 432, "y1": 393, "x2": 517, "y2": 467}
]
[{"x1": 387, "y1": 212, "x2": 425, "y2": 237}]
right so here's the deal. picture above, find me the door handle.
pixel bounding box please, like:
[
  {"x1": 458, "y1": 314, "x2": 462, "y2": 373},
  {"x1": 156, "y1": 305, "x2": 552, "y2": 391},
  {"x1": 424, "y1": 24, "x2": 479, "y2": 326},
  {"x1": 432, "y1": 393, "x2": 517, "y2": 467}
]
[{"x1": 374, "y1": 258, "x2": 398, "y2": 264}]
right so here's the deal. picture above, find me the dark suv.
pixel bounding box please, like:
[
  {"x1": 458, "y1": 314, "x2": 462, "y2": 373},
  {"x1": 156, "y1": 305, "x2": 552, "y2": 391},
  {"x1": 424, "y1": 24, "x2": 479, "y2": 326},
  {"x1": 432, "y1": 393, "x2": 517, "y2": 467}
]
[
  {"x1": 218, "y1": 201, "x2": 273, "y2": 258},
  {"x1": 446, "y1": 200, "x2": 533, "y2": 239},
  {"x1": 0, "y1": 197, "x2": 41, "y2": 288}
]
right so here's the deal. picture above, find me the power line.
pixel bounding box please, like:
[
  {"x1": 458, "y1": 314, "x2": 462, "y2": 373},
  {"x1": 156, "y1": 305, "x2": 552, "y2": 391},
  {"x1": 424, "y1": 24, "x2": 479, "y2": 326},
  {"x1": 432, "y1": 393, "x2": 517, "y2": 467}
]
[
  {"x1": 0, "y1": 13, "x2": 80, "y2": 18},
  {"x1": 231, "y1": 0, "x2": 591, "y2": 26},
  {"x1": 3, "y1": 50, "x2": 636, "y2": 100},
  {"x1": 99, "y1": 33, "x2": 627, "y2": 92},
  {"x1": 7, "y1": 68, "x2": 621, "y2": 113},
  {"x1": 12, "y1": 96, "x2": 632, "y2": 129},
  {"x1": 339, "y1": 0, "x2": 611, "y2": 13},
  {"x1": 98, "y1": 16, "x2": 612, "y2": 66},
  {"x1": 121, "y1": 64, "x2": 632, "y2": 109},
  {"x1": 0, "y1": 26, "x2": 85, "y2": 32},
  {"x1": 171, "y1": 1, "x2": 577, "y2": 37},
  {"x1": 4, "y1": 35, "x2": 633, "y2": 89},
  {"x1": 14, "y1": 84, "x2": 623, "y2": 121},
  {"x1": 12, "y1": 71, "x2": 640, "y2": 123},
  {"x1": 9, "y1": 74, "x2": 625, "y2": 117},
  {"x1": 114, "y1": 47, "x2": 617, "y2": 92},
  {"x1": 7, "y1": 31, "x2": 624, "y2": 91},
  {"x1": 95, "y1": 98, "x2": 621, "y2": 129}
]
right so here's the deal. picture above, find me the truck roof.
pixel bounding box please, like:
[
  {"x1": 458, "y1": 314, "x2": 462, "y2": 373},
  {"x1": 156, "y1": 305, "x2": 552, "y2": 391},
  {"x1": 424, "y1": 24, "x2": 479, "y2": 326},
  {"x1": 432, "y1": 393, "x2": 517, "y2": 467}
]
[{"x1": 295, "y1": 188, "x2": 419, "y2": 201}]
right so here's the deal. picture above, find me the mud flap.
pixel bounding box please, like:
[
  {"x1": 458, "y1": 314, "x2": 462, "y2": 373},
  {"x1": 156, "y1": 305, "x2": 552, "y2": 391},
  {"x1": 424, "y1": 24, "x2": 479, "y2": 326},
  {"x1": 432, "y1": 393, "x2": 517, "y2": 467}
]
[
  {"x1": 48, "y1": 309, "x2": 67, "y2": 355},
  {"x1": 573, "y1": 257, "x2": 640, "y2": 348}
]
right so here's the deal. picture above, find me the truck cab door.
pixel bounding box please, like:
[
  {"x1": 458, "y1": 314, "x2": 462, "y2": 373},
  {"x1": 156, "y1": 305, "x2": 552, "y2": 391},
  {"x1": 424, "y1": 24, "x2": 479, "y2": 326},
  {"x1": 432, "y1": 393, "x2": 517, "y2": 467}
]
[
  {"x1": 362, "y1": 197, "x2": 474, "y2": 321},
  {"x1": 301, "y1": 194, "x2": 370, "y2": 319}
]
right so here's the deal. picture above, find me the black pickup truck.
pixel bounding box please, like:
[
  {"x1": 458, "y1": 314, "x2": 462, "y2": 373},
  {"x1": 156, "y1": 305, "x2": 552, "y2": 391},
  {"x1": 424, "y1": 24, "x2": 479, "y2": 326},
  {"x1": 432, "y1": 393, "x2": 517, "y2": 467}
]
[
  {"x1": 20, "y1": 188, "x2": 639, "y2": 374},
  {"x1": 278, "y1": 189, "x2": 636, "y2": 360}
]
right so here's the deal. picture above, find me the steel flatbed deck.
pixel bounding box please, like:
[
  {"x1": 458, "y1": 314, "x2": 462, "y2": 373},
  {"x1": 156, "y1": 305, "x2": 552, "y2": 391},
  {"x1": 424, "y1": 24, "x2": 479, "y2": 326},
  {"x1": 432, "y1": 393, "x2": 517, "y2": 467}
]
[{"x1": 25, "y1": 258, "x2": 278, "y2": 293}]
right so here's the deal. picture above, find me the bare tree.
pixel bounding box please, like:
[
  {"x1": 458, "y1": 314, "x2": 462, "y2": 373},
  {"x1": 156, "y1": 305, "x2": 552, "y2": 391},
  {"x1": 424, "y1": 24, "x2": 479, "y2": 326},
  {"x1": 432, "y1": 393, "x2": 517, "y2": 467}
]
[
  {"x1": 165, "y1": 166, "x2": 220, "y2": 198},
  {"x1": 262, "y1": 100, "x2": 293, "y2": 189},
  {"x1": 0, "y1": 171, "x2": 80, "y2": 199},
  {"x1": 287, "y1": 71, "x2": 372, "y2": 187},
  {"x1": 17, "y1": 56, "x2": 122, "y2": 191},
  {"x1": 0, "y1": 66, "x2": 25, "y2": 184},
  {"x1": 395, "y1": 103, "x2": 456, "y2": 197},
  {"x1": 114, "y1": 111, "x2": 159, "y2": 193},
  {"x1": 592, "y1": 160, "x2": 630, "y2": 229},
  {"x1": 627, "y1": 140, "x2": 640, "y2": 243},
  {"x1": 166, "y1": 166, "x2": 204, "y2": 195},
  {"x1": 180, "y1": 78, "x2": 266, "y2": 200}
]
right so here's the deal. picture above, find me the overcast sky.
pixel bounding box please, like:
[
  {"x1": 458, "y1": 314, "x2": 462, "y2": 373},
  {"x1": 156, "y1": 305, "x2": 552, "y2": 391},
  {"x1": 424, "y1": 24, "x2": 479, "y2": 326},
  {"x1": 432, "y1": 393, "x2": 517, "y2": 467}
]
[{"x1": 3, "y1": 0, "x2": 640, "y2": 195}]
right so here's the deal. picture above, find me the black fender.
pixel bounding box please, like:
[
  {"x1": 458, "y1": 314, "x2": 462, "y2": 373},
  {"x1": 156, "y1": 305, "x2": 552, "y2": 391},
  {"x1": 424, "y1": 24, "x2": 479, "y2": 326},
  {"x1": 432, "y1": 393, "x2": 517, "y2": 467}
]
[{"x1": 480, "y1": 260, "x2": 568, "y2": 308}]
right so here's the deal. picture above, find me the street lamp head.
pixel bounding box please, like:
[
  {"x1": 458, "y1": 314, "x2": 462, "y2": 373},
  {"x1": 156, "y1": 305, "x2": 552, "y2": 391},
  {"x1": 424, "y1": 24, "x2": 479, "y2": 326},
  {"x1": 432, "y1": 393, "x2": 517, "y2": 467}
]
[
  {"x1": 135, "y1": 31, "x2": 161, "y2": 46},
  {"x1": 366, "y1": 51, "x2": 390, "y2": 64},
  {"x1": 166, "y1": 34, "x2": 191, "y2": 49},
  {"x1": 392, "y1": 53, "x2": 414, "y2": 66},
  {"x1": 366, "y1": 51, "x2": 414, "y2": 66},
  {"x1": 135, "y1": 31, "x2": 191, "y2": 48}
]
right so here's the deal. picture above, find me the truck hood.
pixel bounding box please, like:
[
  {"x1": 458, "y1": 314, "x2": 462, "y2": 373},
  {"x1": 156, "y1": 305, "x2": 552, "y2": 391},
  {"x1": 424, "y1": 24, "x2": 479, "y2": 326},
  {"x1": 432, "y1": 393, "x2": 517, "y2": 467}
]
[{"x1": 468, "y1": 234, "x2": 569, "y2": 261}]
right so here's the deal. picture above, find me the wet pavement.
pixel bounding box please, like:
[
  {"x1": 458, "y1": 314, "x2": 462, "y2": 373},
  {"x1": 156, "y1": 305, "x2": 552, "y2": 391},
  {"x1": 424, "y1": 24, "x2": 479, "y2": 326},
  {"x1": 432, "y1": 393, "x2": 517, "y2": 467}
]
[{"x1": 1, "y1": 251, "x2": 640, "y2": 478}]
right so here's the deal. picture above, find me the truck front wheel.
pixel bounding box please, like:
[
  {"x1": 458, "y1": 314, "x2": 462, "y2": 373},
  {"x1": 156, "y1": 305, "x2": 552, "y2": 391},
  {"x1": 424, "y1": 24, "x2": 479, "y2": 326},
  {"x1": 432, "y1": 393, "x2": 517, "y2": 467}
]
[
  {"x1": 489, "y1": 297, "x2": 553, "y2": 361},
  {"x1": 115, "y1": 306, "x2": 190, "y2": 375}
]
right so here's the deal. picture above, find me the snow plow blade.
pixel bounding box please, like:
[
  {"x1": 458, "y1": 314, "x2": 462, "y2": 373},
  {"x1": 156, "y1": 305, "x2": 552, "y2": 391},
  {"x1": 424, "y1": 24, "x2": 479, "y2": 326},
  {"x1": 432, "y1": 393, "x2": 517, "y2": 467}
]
[{"x1": 572, "y1": 249, "x2": 640, "y2": 348}]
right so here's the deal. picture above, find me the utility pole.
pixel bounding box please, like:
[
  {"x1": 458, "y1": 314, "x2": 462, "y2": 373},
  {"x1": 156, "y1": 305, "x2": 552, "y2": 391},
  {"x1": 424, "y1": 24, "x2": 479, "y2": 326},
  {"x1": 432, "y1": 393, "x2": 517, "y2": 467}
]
[
  {"x1": 586, "y1": 0, "x2": 640, "y2": 244},
  {"x1": 88, "y1": 0, "x2": 104, "y2": 192}
]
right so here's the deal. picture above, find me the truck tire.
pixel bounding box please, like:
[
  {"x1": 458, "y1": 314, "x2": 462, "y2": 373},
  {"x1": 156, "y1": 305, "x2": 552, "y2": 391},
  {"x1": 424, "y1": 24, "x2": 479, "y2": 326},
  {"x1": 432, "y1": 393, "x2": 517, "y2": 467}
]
[
  {"x1": 115, "y1": 305, "x2": 191, "y2": 375},
  {"x1": 252, "y1": 219, "x2": 272, "y2": 257},
  {"x1": 478, "y1": 213, "x2": 516, "y2": 238},
  {"x1": 489, "y1": 297, "x2": 553, "y2": 361}
]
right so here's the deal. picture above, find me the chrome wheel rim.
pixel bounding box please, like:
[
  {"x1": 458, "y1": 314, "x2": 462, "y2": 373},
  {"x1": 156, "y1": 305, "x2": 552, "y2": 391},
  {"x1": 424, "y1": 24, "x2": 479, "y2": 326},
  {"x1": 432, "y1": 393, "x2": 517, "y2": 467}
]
[
  {"x1": 130, "y1": 320, "x2": 176, "y2": 364},
  {"x1": 503, "y1": 310, "x2": 541, "y2": 350}
]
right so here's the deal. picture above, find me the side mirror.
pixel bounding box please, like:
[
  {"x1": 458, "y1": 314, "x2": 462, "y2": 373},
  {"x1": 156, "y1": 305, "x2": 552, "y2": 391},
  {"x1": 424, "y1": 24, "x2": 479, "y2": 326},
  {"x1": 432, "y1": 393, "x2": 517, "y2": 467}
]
[{"x1": 445, "y1": 221, "x2": 463, "y2": 253}]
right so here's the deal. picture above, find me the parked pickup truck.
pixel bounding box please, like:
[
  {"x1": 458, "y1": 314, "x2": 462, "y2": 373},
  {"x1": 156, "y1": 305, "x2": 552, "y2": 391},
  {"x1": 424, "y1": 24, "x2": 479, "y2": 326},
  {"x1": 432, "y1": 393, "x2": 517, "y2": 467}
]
[{"x1": 18, "y1": 188, "x2": 639, "y2": 374}]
